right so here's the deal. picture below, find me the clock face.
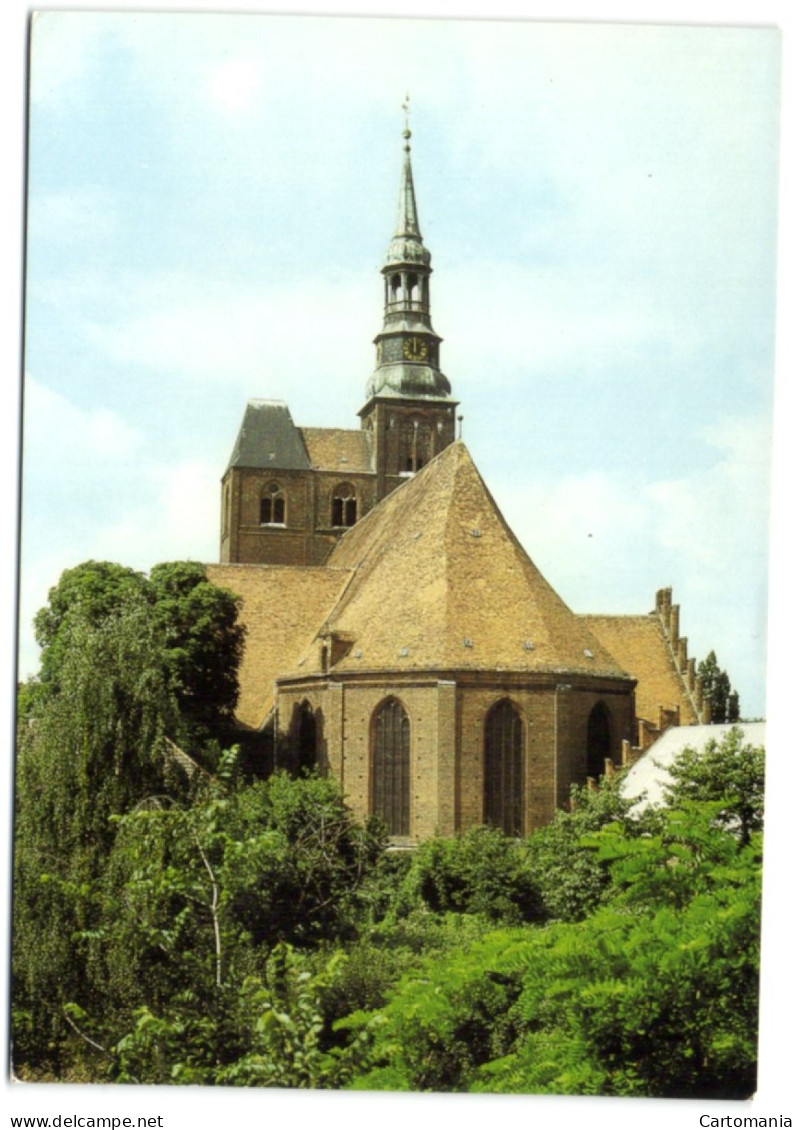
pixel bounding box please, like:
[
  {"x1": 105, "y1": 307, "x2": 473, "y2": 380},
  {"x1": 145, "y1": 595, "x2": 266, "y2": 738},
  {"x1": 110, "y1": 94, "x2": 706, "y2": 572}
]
[{"x1": 403, "y1": 336, "x2": 429, "y2": 362}]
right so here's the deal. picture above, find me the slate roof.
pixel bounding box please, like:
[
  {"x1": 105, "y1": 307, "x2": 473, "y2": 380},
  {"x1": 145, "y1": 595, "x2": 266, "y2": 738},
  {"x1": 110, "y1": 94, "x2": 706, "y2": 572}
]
[
  {"x1": 206, "y1": 563, "x2": 351, "y2": 728},
  {"x1": 295, "y1": 441, "x2": 629, "y2": 679},
  {"x1": 621, "y1": 722, "x2": 766, "y2": 812},
  {"x1": 226, "y1": 400, "x2": 311, "y2": 472},
  {"x1": 299, "y1": 427, "x2": 374, "y2": 473},
  {"x1": 578, "y1": 613, "x2": 699, "y2": 725}
]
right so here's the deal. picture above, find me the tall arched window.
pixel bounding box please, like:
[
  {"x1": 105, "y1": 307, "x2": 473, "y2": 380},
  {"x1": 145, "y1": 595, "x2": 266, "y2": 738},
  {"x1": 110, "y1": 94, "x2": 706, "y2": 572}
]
[
  {"x1": 371, "y1": 698, "x2": 410, "y2": 836},
  {"x1": 587, "y1": 702, "x2": 612, "y2": 781},
  {"x1": 331, "y1": 482, "x2": 358, "y2": 528},
  {"x1": 483, "y1": 699, "x2": 524, "y2": 837},
  {"x1": 297, "y1": 701, "x2": 318, "y2": 775},
  {"x1": 399, "y1": 418, "x2": 432, "y2": 473},
  {"x1": 260, "y1": 482, "x2": 286, "y2": 525}
]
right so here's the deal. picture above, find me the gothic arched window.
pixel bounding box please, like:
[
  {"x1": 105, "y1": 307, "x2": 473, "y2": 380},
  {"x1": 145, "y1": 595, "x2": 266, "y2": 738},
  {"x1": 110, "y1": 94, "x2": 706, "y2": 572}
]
[
  {"x1": 399, "y1": 418, "x2": 432, "y2": 474},
  {"x1": 331, "y1": 482, "x2": 358, "y2": 528},
  {"x1": 371, "y1": 698, "x2": 411, "y2": 837},
  {"x1": 297, "y1": 701, "x2": 318, "y2": 775},
  {"x1": 483, "y1": 699, "x2": 524, "y2": 837},
  {"x1": 587, "y1": 702, "x2": 612, "y2": 781},
  {"x1": 260, "y1": 482, "x2": 286, "y2": 526}
]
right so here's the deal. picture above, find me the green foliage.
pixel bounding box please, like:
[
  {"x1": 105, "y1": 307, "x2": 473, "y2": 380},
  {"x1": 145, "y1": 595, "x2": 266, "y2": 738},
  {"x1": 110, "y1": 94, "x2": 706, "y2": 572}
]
[
  {"x1": 13, "y1": 601, "x2": 180, "y2": 1068},
  {"x1": 661, "y1": 726, "x2": 764, "y2": 847},
  {"x1": 400, "y1": 826, "x2": 544, "y2": 924},
  {"x1": 111, "y1": 945, "x2": 351, "y2": 1087},
  {"x1": 30, "y1": 559, "x2": 245, "y2": 746},
  {"x1": 221, "y1": 773, "x2": 386, "y2": 948},
  {"x1": 347, "y1": 804, "x2": 761, "y2": 1098},
  {"x1": 33, "y1": 562, "x2": 148, "y2": 698},
  {"x1": 68, "y1": 771, "x2": 383, "y2": 1063},
  {"x1": 13, "y1": 561, "x2": 245, "y2": 1069},
  {"x1": 344, "y1": 928, "x2": 533, "y2": 1092},
  {"x1": 148, "y1": 561, "x2": 244, "y2": 744},
  {"x1": 698, "y1": 651, "x2": 740, "y2": 723},
  {"x1": 526, "y1": 774, "x2": 637, "y2": 922},
  {"x1": 14, "y1": 582, "x2": 764, "y2": 1099}
]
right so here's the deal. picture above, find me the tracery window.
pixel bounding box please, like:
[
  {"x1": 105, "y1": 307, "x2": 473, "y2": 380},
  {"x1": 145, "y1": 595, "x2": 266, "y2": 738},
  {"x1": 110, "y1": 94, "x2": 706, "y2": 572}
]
[
  {"x1": 371, "y1": 698, "x2": 410, "y2": 837},
  {"x1": 483, "y1": 699, "x2": 524, "y2": 837},
  {"x1": 586, "y1": 701, "x2": 612, "y2": 781},
  {"x1": 260, "y1": 482, "x2": 286, "y2": 526},
  {"x1": 331, "y1": 482, "x2": 358, "y2": 528}
]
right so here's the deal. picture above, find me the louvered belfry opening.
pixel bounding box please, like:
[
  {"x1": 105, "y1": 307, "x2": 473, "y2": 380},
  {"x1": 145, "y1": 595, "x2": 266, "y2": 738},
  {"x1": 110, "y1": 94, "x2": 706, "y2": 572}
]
[
  {"x1": 587, "y1": 701, "x2": 612, "y2": 781},
  {"x1": 371, "y1": 697, "x2": 411, "y2": 836},
  {"x1": 483, "y1": 699, "x2": 524, "y2": 837}
]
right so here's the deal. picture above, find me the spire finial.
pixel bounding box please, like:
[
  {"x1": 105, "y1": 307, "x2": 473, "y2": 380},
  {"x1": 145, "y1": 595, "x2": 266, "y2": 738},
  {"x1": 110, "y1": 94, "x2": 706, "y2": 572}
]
[{"x1": 402, "y1": 93, "x2": 411, "y2": 151}]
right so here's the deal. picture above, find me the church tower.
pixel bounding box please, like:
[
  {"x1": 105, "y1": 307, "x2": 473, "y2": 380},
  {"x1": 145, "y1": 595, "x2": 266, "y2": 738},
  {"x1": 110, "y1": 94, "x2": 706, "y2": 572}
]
[
  {"x1": 359, "y1": 111, "x2": 458, "y2": 499},
  {"x1": 220, "y1": 109, "x2": 458, "y2": 566}
]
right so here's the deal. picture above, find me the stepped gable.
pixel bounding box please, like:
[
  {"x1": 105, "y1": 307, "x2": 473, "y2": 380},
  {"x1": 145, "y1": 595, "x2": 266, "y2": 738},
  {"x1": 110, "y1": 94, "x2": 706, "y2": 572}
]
[
  {"x1": 579, "y1": 611, "x2": 699, "y2": 726},
  {"x1": 299, "y1": 427, "x2": 374, "y2": 473},
  {"x1": 207, "y1": 563, "x2": 351, "y2": 728},
  {"x1": 296, "y1": 441, "x2": 628, "y2": 678}
]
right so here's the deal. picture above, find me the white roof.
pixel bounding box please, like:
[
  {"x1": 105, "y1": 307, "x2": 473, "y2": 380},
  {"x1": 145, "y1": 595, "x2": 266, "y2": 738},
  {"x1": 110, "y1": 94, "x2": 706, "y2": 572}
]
[{"x1": 621, "y1": 722, "x2": 766, "y2": 813}]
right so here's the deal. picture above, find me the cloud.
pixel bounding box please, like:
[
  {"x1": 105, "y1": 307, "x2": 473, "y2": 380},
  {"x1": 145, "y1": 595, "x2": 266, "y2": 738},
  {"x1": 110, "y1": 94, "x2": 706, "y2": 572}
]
[
  {"x1": 489, "y1": 407, "x2": 772, "y2": 716},
  {"x1": 208, "y1": 57, "x2": 265, "y2": 113},
  {"x1": 78, "y1": 269, "x2": 376, "y2": 403},
  {"x1": 23, "y1": 378, "x2": 143, "y2": 476}
]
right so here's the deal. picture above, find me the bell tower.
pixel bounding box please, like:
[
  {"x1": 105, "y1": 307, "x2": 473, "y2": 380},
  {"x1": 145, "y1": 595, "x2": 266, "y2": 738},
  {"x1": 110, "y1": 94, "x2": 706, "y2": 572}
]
[{"x1": 360, "y1": 103, "x2": 458, "y2": 498}]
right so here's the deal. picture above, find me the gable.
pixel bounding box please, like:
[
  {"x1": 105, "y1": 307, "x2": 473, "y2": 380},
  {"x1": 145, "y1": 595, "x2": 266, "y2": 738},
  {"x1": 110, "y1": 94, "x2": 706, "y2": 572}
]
[
  {"x1": 579, "y1": 613, "x2": 700, "y2": 726},
  {"x1": 207, "y1": 563, "x2": 351, "y2": 728}
]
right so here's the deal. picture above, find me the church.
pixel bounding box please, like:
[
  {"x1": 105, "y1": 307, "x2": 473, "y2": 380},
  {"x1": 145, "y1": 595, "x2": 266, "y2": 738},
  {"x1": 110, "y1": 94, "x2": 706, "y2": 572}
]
[{"x1": 208, "y1": 122, "x2": 712, "y2": 843}]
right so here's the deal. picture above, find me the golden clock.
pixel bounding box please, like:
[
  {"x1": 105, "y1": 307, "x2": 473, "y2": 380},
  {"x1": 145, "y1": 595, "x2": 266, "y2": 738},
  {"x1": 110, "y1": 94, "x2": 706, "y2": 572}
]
[{"x1": 402, "y1": 336, "x2": 428, "y2": 362}]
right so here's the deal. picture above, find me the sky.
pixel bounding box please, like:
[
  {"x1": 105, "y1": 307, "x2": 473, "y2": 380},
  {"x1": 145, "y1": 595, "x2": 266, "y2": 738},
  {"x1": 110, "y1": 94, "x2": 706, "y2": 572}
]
[
  {"x1": 18, "y1": 11, "x2": 781, "y2": 718},
  {"x1": 4, "y1": 3, "x2": 803, "y2": 1125}
]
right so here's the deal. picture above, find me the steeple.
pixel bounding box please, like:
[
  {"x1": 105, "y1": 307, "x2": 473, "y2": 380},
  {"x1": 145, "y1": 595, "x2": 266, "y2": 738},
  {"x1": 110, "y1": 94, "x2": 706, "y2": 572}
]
[{"x1": 366, "y1": 104, "x2": 451, "y2": 401}]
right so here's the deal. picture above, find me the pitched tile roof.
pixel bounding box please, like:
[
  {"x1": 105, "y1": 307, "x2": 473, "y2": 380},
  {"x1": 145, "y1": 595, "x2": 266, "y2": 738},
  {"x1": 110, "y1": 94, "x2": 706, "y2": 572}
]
[
  {"x1": 299, "y1": 427, "x2": 374, "y2": 473},
  {"x1": 206, "y1": 563, "x2": 351, "y2": 728},
  {"x1": 578, "y1": 612, "x2": 699, "y2": 725},
  {"x1": 226, "y1": 401, "x2": 311, "y2": 472},
  {"x1": 296, "y1": 442, "x2": 629, "y2": 679}
]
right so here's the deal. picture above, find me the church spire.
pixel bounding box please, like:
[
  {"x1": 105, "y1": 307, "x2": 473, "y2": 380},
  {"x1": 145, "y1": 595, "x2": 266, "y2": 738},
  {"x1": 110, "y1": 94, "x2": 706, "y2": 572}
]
[
  {"x1": 394, "y1": 98, "x2": 421, "y2": 240},
  {"x1": 366, "y1": 104, "x2": 451, "y2": 401}
]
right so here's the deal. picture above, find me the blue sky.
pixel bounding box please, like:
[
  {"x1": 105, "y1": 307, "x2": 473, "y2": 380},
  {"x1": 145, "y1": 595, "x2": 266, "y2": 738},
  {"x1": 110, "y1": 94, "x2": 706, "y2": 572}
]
[{"x1": 20, "y1": 12, "x2": 780, "y2": 717}]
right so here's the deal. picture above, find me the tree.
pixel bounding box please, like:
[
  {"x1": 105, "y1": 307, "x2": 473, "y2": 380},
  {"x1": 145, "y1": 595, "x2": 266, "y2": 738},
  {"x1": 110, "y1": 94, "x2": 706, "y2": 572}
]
[
  {"x1": 29, "y1": 560, "x2": 245, "y2": 747},
  {"x1": 697, "y1": 650, "x2": 740, "y2": 723},
  {"x1": 400, "y1": 826, "x2": 544, "y2": 924},
  {"x1": 526, "y1": 774, "x2": 637, "y2": 922},
  {"x1": 662, "y1": 727, "x2": 764, "y2": 848},
  {"x1": 148, "y1": 562, "x2": 244, "y2": 744},
  {"x1": 13, "y1": 561, "x2": 245, "y2": 1071},
  {"x1": 32, "y1": 561, "x2": 148, "y2": 702},
  {"x1": 346, "y1": 804, "x2": 761, "y2": 1099},
  {"x1": 13, "y1": 601, "x2": 181, "y2": 1069}
]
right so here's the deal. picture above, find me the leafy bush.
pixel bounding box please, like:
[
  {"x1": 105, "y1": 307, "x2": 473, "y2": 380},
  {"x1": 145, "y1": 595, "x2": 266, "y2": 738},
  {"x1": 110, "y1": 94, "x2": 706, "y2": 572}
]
[
  {"x1": 526, "y1": 774, "x2": 637, "y2": 922},
  {"x1": 401, "y1": 826, "x2": 544, "y2": 924},
  {"x1": 346, "y1": 802, "x2": 761, "y2": 1098}
]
